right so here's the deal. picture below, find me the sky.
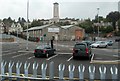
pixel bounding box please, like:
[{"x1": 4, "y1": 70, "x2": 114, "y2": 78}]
[{"x1": 0, "y1": 0, "x2": 119, "y2": 21}]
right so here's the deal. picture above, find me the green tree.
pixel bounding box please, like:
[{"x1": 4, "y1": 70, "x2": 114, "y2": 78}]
[
  {"x1": 106, "y1": 11, "x2": 120, "y2": 30},
  {"x1": 79, "y1": 19, "x2": 93, "y2": 33},
  {"x1": 30, "y1": 19, "x2": 44, "y2": 27}
]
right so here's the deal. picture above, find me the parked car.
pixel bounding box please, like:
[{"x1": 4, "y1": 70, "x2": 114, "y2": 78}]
[
  {"x1": 73, "y1": 43, "x2": 92, "y2": 59},
  {"x1": 115, "y1": 38, "x2": 120, "y2": 42},
  {"x1": 106, "y1": 40, "x2": 113, "y2": 46},
  {"x1": 34, "y1": 45, "x2": 56, "y2": 58},
  {"x1": 90, "y1": 41, "x2": 108, "y2": 48},
  {"x1": 81, "y1": 40, "x2": 94, "y2": 46}
]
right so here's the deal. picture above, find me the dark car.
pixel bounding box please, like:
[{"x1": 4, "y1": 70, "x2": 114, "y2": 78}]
[
  {"x1": 34, "y1": 45, "x2": 56, "y2": 58},
  {"x1": 106, "y1": 40, "x2": 113, "y2": 46},
  {"x1": 115, "y1": 38, "x2": 120, "y2": 42},
  {"x1": 73, "y1": 43, "x2": 92, "y2": 59},
  {"x1": 81, "y1": 41, "x2": 93, "y2": 46}
]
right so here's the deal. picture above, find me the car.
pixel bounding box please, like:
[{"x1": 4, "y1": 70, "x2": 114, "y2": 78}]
[
  {"x1": 106, "y1": 40, "x2": 113, "y2": 46},
  {"x1": 73, "y1": 43, "x2": 92, "y2": 59},
  {"x1": 115, "y1": 38, "x2": 120, "y2": 42},
  {"x1": 34, "y1": 45, "x2": 56, "y2": 58},
  {"x1": 81, "y1": 40, "x2": 94, "y2": 46},
  {"x1": 90, "y1": 41, "x2": 108, "y2": 48}
]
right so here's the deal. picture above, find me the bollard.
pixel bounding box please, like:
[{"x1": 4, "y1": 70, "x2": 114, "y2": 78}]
[
  {"x1": 8, "y1": 61, "x2": 14, "y2": 81},
  {"x1": 58, "y1": 63, "x2": 65, "y2": 80},
  {"x1": 1, "y1": 61, "x2": 6, "y2": 81},
  {"x1": 16, "y1": 61, "x2": 22, "y2": 76},
  {"x1": 49, "y1": 61, "x2": 54, "y2": 80},
  {"x1": 89, "y1": 65, "x2": 95, "y2": 81},
  {"x1": 41, "y1": 62, "x2": 47, "y2": 79},
  {"x1": 68, "y1": 64, "x2": 75, "y2": 80},
  {"x1": 33, "y1": 62, "x2": 38, "y2": 78},
  {"x1": 8, "y1": 61, "x2": 14, "y2": 76},
  {"x1": 99, "y1": 65, "x2": 106, "y2": 81},
  {"x1": 78, "y1": 64, "x2": 85, "y2": 81},
  {"x1": 110, "y1": 65, "x2": 118, "y2": 81},
  {"x1": 24, "y1": 61, "x2": 30, "y2": 77}
]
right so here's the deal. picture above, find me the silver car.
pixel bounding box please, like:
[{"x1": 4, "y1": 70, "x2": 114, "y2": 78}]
[{"x1": 91, "y1": 41, "x2": 108, "y2": 48}]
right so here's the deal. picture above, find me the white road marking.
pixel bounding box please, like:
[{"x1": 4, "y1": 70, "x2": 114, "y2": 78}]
[
  {"x1": 18, "y1": 50, "x2": 34, "y2": 53},
  {"x1": 46, "y1": 54, "x2": 58, "y2": 60},
  {"x1": 90, "y1": 54, "x2": 94, "y2": 63},
  {"x1": 91, "y1": 60, "x2": 120, "y2": 64},
  {"x1": 56, "y1": 52, "x2": 72, "y2": 54},
  {"x1": 28, "y1": 56, "x2": 35, "y2": 59},
  {"x1": 1, "y1": 52, "x2": 17, "y2": 56},
  {"x1": 12, "y1": 53, "x2": 29, "y2": 58},
  {"x1": 67, "y1": 56, "x2": 73, "y2": 61}
]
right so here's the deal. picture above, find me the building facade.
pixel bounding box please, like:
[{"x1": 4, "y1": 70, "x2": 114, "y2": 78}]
[{"x1": 23, "y1": 24, "x2": 85, "y2": 41}]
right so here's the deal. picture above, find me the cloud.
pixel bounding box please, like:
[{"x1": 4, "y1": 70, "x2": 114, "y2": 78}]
[{"x1": 0, "y1": 0, "x2": 118, "y2": 21}]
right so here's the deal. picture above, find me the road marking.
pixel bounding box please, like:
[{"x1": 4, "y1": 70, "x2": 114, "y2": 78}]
[
  {"x1": 1, "y1": 52, "x2": 17, "y2": 56},
  {"x1": 18, "y1": 50, "x2": 34, "y2": 53},
  {"x1": 90, "y1": 54, "x2": 95, "y2": 63},
  {"x1": 46, "y1": 54, "x2": 58, "y2": 60},
  {"x1": 28, "y1": 56, "x2": 35, "y2": 59},
  {"x1": 56, "y1": 52, "x2": 72, "y2": 54},
  {"x1": 12, "y1": 53, "x2": 29, "y2": 58},
  {"x1": 91, "y1": 60, "x2": 120, "y2": 64},
  {"x1": 67, "y1": 56, "x2": 73, "y2": 61}
]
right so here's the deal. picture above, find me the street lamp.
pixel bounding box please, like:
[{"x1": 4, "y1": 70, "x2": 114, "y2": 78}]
[
  {"x1": 97, "y1": 7, "x2": 100, "y2": 38},
  {"x1": 26, "y1": 0, "x2": 29, "y2": 51}
]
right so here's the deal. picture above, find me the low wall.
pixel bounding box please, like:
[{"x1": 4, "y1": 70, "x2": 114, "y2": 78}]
[{"x1": 0, "y1": 38, "x2": 14, "y2": 42}]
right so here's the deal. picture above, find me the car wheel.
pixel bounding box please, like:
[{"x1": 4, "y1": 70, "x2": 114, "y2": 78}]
[
  {"x1": 105, "y1": 45, "x2": 107, "y2": 48},
  {"x1": 35, "y1": 55, "x2": 38, "y2": 58},
  {"x1": 97, "y1": 45, "x2": 99, "y2": 48},
  {"x1": 73, "y1": 56, "x2": 76, "y2": 59},
  {"x1": 46, "y1": 54, "x2": 49, "y2": 58}
]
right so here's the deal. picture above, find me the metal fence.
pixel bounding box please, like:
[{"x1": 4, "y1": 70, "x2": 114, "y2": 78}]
[{"x1": 0, "y1": 61, "x2": 119, "y2": 81}]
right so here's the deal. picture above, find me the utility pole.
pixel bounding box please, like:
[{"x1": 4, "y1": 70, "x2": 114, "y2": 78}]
[
  {"x1": 26, "y1": 0, "x2": 29, "y2": 51},
  {"x1": 97, "y1": 8, "x2": 100, "y2": 38}
]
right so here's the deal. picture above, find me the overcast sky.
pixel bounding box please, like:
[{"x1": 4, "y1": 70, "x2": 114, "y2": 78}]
[{"x1": 0, "y1": 0, "x2": 119, "y2": 21}]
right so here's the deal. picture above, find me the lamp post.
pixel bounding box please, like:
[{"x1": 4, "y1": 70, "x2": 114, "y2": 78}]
[
  {"x1": 26, "y1": 0, "x2": 29, "y2": 51},
  {"x1": 97, "y1": 8, "x2": 100, "y2": 38}
]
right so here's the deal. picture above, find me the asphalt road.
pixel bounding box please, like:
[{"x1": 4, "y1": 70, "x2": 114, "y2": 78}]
[{"x1": 1, "y1": 36, "x2": 120, "y2": 80}]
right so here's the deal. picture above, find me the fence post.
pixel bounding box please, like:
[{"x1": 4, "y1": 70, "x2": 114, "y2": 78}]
[
  {"x1": 78, "y1": 64, "x2": 85, "y2": 81},
  {"x1": 33, "y1": 62, "x2": 38, "y2": 78},
  {"x1": 1, "y1": 61, "x2": 6, "y2": 81},
  {"x1": 24, "y1": 61, "x2": 30, "y2": 77},
  {"x1": 16, "y1": 61, "x2": 22, "y2": 81},
  {"x1": 69, "y1": 64, "x2": 75, "y2": 80},
  {"x1": 89, "y1": 65, "x2": 95, "y2": 81},
  {"x1": 59, "y1": 64, "x2": 65, "y2": 80},
  {"x1": 8, "y1": 61, "x2": 14, "y2": 81},
  {"x1": 41, "y1": 62, "x2": 47, "y2": 79},
  {"x1": 110, "y1": 65, "x2": 118, "y2": 81},
  {"x1": 49, "y1": 61, "x2": 54, "y2": 80},
  {"x1": 99, "y1": 65, "x2": 106, "y2": 81}
]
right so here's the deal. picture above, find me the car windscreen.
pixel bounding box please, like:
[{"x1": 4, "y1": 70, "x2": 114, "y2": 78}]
[{"x1": 75, "y1": 44, "x2": 86, "y2": 50}]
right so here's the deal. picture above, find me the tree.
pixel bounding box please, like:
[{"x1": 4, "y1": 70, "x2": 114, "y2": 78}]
[
  {"x1": 118, "y1": 19, "x2": 120, "y2": 30},
  {"x1": 106, "y1": 11, "x2": 120, "y2": 30},
  {"x1": 79, "y1": 19, "x2": 93, "y2": 33},
  {"x1": 30, "y1": 19, "x2": 43, "y2": 27}
]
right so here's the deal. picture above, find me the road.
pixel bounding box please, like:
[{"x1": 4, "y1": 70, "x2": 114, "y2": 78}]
[{"x1": 1, "y1": 36, "x2": 120, "y2": 80}]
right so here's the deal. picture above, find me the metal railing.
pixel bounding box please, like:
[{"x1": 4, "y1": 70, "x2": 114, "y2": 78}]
[{"x1": 0, "y1": 61, "x2": 118, "y2": 81}]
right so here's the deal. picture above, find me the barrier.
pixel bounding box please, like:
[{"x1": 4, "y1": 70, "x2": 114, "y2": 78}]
[
  {"x1": 0, "y1": 61, "x2": 119, "y2": 81},
  {"x1": 59, "y1": 63, "x2": 65, "y2": 79},
  {"x1": 78, "y1": 64, "x2": 85, "y2": 81}
]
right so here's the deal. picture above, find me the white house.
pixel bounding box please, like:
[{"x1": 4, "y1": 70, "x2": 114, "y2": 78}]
[{"x1": 9, "y1": 23, "x2": 23, "y2": 33}]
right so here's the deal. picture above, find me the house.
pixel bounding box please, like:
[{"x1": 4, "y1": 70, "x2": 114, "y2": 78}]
[{"x1": 23, "y1": 24, "x2": 85, "y2": 41}]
